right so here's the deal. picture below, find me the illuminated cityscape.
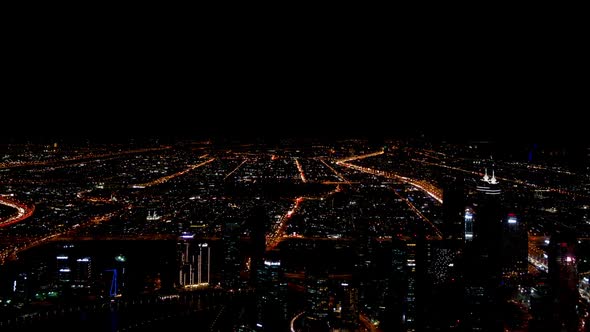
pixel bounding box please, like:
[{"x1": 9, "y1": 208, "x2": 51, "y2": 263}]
[{"x1": 0, "y1": 138, "x2": 589, "y2": 331}]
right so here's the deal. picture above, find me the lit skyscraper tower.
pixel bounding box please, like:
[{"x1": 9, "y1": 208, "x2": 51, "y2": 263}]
[
  {"x1": 305, "y1": 272, "x2": 330, "y2": 322},
  {"x1": 386, "y1": 238, "x2": 408, "y2": 331},
  {"x1": 177, "y1": 234, "x2": 211, "y2": 288},
  {"x1": 255, "y1": 253, "x2": 287, "y2": 331},
  {"x1": 404, "y1": 239, "x2": 418, "y2": 331},
  {"x1": 74, "y1": 257, "x2": 92, "y2": 288},
  {"x1": 197, "y1": 243, "x2": 211, "y2": 285},
  {"x1": 247, "y1": 206, "x2": 268, "y2": 289},
  {"x1": 113, "y1": 254, "x2": 127, "y2": 296},
  {"x1": 177, "y1": 234, "x2": 194, "y2": 287},
  {"x1": 338, "y1": 281, "x2": 359, "y2": 329},
  {"x1": 463, "y1": 167, "x2": 504, "y2": 331},
  {"x1": 500, "y1": 213, "x2": 528, "y2": 282},
  {"x1": 464, "y1": 207, "x2": 475, "y2": 241},
  {"x1": 56, "y1": 254, "x2": 71, "y2": 283}
]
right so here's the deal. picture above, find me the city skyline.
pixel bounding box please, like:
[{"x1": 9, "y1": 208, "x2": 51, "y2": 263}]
[{"x1": 0, "y1": 138, "x2": 588, "y2": 331}]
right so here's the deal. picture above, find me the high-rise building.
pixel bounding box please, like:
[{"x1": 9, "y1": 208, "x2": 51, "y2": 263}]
[
  {"x1": 177, "y1": 235, "x2": 211, "y2": 288},
  {"x1": 404, "y1": 239, "x2": 418, "y2": 331},
  {"x1": 336, "y1": 280, "x2": 359, "y2": 329},
  {"x1": 255, "y1": 253, "x2": 287, "y2": 331},
  {"x1": 223, "y1": 220, "x2": 242, "y2": 290},
  {"x1": 385, "y1": 238, "x2": 408, "y2": 331},
  {"x1": 13, "y1": 272, "x2": 30, "y2": 300},
  {"x1": 500, "y1": 213, "x2": 528, "y2": 282},
  {"x1": 247, "y1": 206, "x2": 268, "y2": 288},
  {"x1": 306, "y1": 273, "x2": 330, "y2": 322},
  {"x1": 74, "y1": 257, "x2": 92, "y2": 288},
  {"x1": 423, "y1": 239, "x2": 463, "y2": 330},
  {"x1": 462, "y1": 168, "x2": 504, "y2": 331},
  {"x1": 178, "y1": 235, "x2": 194, "y2": 287},
  {"x1": 197, "y1": 243, "x2": 211, "y2": 285},
  {"x1": 547, "y1": 227, "x2": 579, "y2": 332},
  {"x1": 426, "y1": 239, "x2": 459, "y2": 285},
  {"x1": 112, "y1": 254, "x2": 127, "y2": 297},
  {"x1": 56, "y1": 254, "x2": 71, "y2": 283},
  {"x1": 354, "y1": 214, "x2": 375, "y2": 318},
  {"x1": 529, "y1": 279, "x2": 553, "y2": 332},
  {"x1": 464, "y1": 207, "x2": 475, "y2": 242},
  {"x1": 442, "y1": 177, "x2": 466, "y2": 241}
]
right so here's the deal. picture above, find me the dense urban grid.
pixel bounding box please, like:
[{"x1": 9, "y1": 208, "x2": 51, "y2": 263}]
[{"x1": 0, "y1": 139, "x2": 589, "y2": 331}]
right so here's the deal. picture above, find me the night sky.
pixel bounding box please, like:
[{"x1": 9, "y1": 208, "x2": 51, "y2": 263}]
[{"x1": 3, "y1": 28, "x2": 585, "y2": 143}]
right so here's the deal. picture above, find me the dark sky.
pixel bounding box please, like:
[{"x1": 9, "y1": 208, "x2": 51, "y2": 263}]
[{"x1": 3, "y1": 26, "x2": 586, "y2": 143}]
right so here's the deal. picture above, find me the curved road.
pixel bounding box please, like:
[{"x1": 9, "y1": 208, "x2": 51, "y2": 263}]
[{"x1": 0, "y1": 196, "x2": 34, "y2": 228}]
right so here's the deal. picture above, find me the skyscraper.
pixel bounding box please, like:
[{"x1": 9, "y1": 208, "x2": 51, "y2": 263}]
[
  {"x1": 177, "y1": 233, "x2": 211, "y2": 288},
  {"x1": 305, "y1": 272, "x2": 330, "y2": 322},
  {"x1": 464, "y1": 207, "x2": 475, "y2": 241},
  {"x1": 337, "y1": 280, "x2": 359, "y2": 329},
  {"x1": 177, "y1": 234, "x2": 194, "y2": 287},
  {"x1": 548, "y1": 227, "x2": 579, "y2": 332},
  {"x1": 56, "y1": 254, "x2": 71, "y2": 283},
  {"x1": 442, "y1": 176, "x2": 466, "y2": 241},
  {"x1": 385, "y1": 237, "x2": 408, "y2": 331},
  {"x1": 197, "y1": 243, "x2": 211, "y2": 285},
  {"x1": 223, "y1": 220, "x2": 242, "y2": 290},
  {"x1": 404, "y1": 238, "x2": 418, "y2": 331},
  {"x1": 247, "y1": 206, "x2": 268, "y2": 288},
  {"x1": 255, "y1": 253, "x2": 287, "y2": 331},
  {"x1": 74, "y1": 257, "x2": 92, "y2": 288},
  {"x1": 463, "y1": 168, "x2": 504, "y2": 331},
  {"x1": 500, "y1": 213, "x2": 528, "y2": 282}
]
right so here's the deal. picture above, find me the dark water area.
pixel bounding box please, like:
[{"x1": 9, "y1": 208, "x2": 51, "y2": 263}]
[
  {"x1": 2, "y1": 239, "x2": 228, "y2": 295},
  {"x1": 0, "y1": 240, "x2": 229, "y2": 331},
  {"x1": 1, "y1": 240, "x2": 182, "y2": 297},
  {"x1": 0, "y1": 237, "x2": 383, "y2": 330},
  {"x1": 2, "y1": 291, "x2": 232, "y2": 332}
]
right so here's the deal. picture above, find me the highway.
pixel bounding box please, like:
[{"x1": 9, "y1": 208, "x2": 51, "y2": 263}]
[
  {"x1": 336, "y1": 159, "x2": 443, "y2": 203},
  {"x1": 1, "y1": 151, "x2": 214, "y2": 264},
  {"x1": 265, "y1": 186, "x2": 345, "y2": 251},
  {"x1": 224, "y1": 159, "x2": 248, "y2": 181},
  {"x1": 0, "y1": 196, "x2": 35, "y2": 228},
  {"x1": 319, "y1": 158, "x2": 350, "y2": 184},
  {"x1": 0, "y1": 146, "x2": 172, "y2": 170},
  {"x1": 132, "y1": 157, "x2": 216, "y2": 188},
  {"x1": 0, "y1": 186, "x2": 133, "y2": 264},
  {"x1": 0, "y1": 203, "x2": 131, "y2": 264},
  {"x1": 266, "y1": 197, "x2": 305, "y2": 251},
  {"x1": 392, "y1": 189, "x2": 443, "y2": 240},
  {"x1": 336, "y1": 150, "x2": 385, "y2": 163},
  {"x1": 294, "y1": 158, "x2": 307, "y2": 183}
]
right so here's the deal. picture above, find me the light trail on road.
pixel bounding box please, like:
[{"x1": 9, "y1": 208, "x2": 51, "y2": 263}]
[
  {"x1": 0, "y1": 196, "x2": 35, "y2": 228},
  {"x1": 294, "y1": 159, "x2": 307, "y2": 183},
  {"x1": 392, "y1": 190, "x2": 443, "y2": 240},
  {"x1": 266, "y1": 188, "x2": 343, "y2": 251},
  {"x1": 319, "y1": 158, "x2": 349, "y2": 184},
  {"x1": 337, "y1": 161, "x2": 442, "y2": 203},
  {"x1": 336, "y1": 150, "x2": 384, "y2": 163},
  {"x1": 266, "y1": 197, "x2": 305, "y2": 251},
  {"x1": 132, "y1": 157, "x2": 216, "y2": 188},
  {"x1": 224, "y1": 159, "x2": 248, "y2": 181},
  {"x1": 290, "y1": 311, "x2": 305, "y2": 332},
  {"x1": 0, "y1": 146, "x2": 172, "y2": 170},
  {"x1": 0, "y1": 203, "x2": 132, "y2": 264}
]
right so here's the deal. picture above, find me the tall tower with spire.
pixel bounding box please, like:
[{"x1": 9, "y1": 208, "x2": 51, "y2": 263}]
[{"x1": 462, "y1": 163, "x2": 504, "y2": 331}]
